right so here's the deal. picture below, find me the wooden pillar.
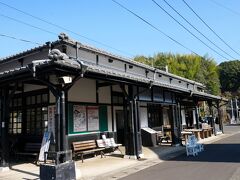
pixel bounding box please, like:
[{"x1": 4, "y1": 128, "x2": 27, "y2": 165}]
[
  {"x1": 133, "y1": 99, "x2": 142, "y2": 158},
  {"x1": 170, "y1": 105, "x2": 181, "y2": 145},
  {"x1": 194, "y1": 99, "x2": 200, "y2": 129},
  {"x1": 1, "y1": 87, "x2": 10, "y2": 167},
  {"x1": 122, "y1": 85, "x2": 142, "y2": 159},
  {"x1": 208, "y1": 100, "x2": 216, "y2": 136},
  {"x1": 60, "y1": 90, "x2": 67, "y2": 153},
  {"x1": 54, "y1": 89, "x2": 68, "y2": 163},
  {"x1": 110, "y1": 86, "x2": 114, "y2": 132},
  {"x1": 217, "y1": 101, "x2": 224, "y2": 133},
  {"x1": 55, "y1": 92, "x2": 61, "y2": 153}
]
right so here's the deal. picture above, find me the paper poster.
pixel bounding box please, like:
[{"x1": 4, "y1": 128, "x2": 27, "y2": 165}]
[
  {"x1": 73, "y1": 105, "x2": 87, "y2": 132},
  {"x1": 48, "y1": 105, "x2": 56, "y2": 139},
  {"x1": 39, "y1": 131, "x2": 51, "y2": 161},
  {"x1": 87, "y1": 106, "x2": 99, "y2": 131}
]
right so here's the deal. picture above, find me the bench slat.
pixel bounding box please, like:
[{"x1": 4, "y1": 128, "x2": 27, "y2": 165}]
[
  {"x1": 72, "y1": 140, "x2": 104, "y2": 163},
  {"x1": 74, "y1": 146, "x2": 97, "y2": 151}
]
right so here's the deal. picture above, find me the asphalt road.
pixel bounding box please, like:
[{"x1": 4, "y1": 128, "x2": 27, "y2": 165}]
[{"x1": 121, "y1": 126, "x2": 240, "y2": 180}]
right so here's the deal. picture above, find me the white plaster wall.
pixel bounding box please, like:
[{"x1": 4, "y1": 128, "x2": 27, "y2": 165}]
[
  {"x1": 1, "y1": 48, "x2": 49, "y2": 72},
  {"x1": 99, "y1": 86, "x2": 111, "y2": 104},
  {"x1": 23, "y1": 49, "x2": 49, "y2": 65},
  {"x1": 68, "y1": 78, "x2": 96, "y2": 103},
  {"x1": 49, "y1": 91, "x2": 55, "y2": 104},
  {"x1": 79, "y1": 49, "x2": 96, "y2": 63},
  {"x1": 107, "y1": 106, "x2": 112, "y2": 132},
  {"x1": 139, "y1": 102, "x2": 148, "y2": 106},
  {"x1": 193, "y1": 110, "x2": 196, "y2": 125},
  {"x1": 99, "y1": 56, "x2": 124, "y2": 72},
  {"x1": 112, "y1": 85, "x2": 122, "y2": 92},
  {"x1": 181, "y1": 109, "x2": 186, "y2": 125},
  {"x1": 24, "y1": 84, "x2": 47, "y2": 92},
  {"x1": 1, "y1": 62, "x2": 21, "y2": 71},
  {"x1": 140, "y1": 107, "x2": 148, "y2": 128}
]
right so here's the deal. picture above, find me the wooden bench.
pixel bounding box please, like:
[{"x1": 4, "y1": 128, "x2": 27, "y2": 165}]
[
  {"x1": 72, "y1": 140, "x2": 105, "y2": 163},
  {"x1": 15, "y1": 142, "x2": 41, "y2": 163}
]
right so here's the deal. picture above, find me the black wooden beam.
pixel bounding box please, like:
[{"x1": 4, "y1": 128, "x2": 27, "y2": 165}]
[
  {"x1": 1, "y1": 86, "x2": 10, "y2": 167},
  {"x1": 97, "y1": 82, "x2": 116, "y2": 88}
]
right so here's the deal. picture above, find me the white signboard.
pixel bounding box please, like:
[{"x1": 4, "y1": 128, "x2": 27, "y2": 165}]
[
  {"x1": 39, "y1": 131, "x2": 51, "y2": 162},
  {"x1": 87, "y1": 106, "x2": 99, "y2": 131},
  {"x1": 48, "y1": 105, "x2": 56, "y2": 139},
  {"x1": 73, "y1": 105, "x2": 87, "y2": 132},
  {"x1": 142, "y1": 127, "x2": 156, "y2": 134}
]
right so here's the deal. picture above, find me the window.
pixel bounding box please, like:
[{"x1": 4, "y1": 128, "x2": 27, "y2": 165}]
[
  {"x1": 147, "y1": 104, "x2": 162, "y2": 128},
  {"x1": 0, "y1": 97, "x2": 1, "y2": 135},
  {"x1": 153, "y1": 87, "x2": 164, "y2": 102},
  {"x1": 8, "y1": 90, "x2": 49, "y2": 136},
  {"x1": 26, "y1": 93, "x2": 48, "y2": 136},
  {"x1": 9, "y1": 97, "x2": 22, "y2": 134},
  {"x1": 139, "y1": 87, "x2": 152, "y2": 101},
  {"x1": 112, "y1": 92, "x2": 124, "y2": 105}
]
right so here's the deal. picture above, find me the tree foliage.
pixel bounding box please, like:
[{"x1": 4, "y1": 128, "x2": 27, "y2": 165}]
[
  {"x1": 134, "y1": 53, "x2": 220, "y2": 95},
  {"x1": 219, "y1": 60, "x2": 240, "y2": 95}
]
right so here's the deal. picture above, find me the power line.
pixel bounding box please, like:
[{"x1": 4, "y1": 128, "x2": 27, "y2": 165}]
[
  {"x1": 0, "y1": 13, "x2": 57, "y2": 36},
  {"x1": 151, "y1": 0, "x2": 228, "y2": 60},
  {"x1": 209, "y1": 0, "x2": 240, "y2": 17},
  {"x1": 182, "y1": 0, "x2": 240, "y2": 58},
  {"x1": 162, "y1": 0, "x2": 236, "y2": 60},
  {"x1": 0, "y1": 1, "x2": 134, "y2": 58},
  {"x1": 0, "y1": 33, "x2": 42, "y2": 45},
  {"x1": 111, "y1": 0, "x2": 200, "y2": 57}
]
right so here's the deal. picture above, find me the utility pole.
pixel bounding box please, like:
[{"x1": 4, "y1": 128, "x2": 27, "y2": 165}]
[
  {"x1": 231, "y1": 99, "x2": 235, "y2": 124},
  {"x1": 235, "y1": 98, "x2": 239, "y2": 124}
]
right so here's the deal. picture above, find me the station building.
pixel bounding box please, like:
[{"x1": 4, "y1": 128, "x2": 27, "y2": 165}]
[{"x1": 0, "y1": 33, "x2": 225, "y2": 166}]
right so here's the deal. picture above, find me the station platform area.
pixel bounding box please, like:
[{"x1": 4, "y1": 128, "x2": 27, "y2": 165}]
[{"x1": 0, "y1": 132, "x2": 231, "y2": 180}]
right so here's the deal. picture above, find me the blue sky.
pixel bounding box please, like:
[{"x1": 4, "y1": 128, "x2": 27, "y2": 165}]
[{"x1": 0, "y1": 0, "x2": 240, "y2": 64}]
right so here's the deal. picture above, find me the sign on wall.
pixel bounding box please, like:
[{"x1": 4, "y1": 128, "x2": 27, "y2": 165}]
[
  {"x1": 68, "y1": 104, "x2": 107, "y2": 134},
  {"x1": 73, "y1": 105, "x2": 87, "y2": 132},
  {"x1": 48, "y1": 105, "x2": 56, "y2": 139},
  {"x1": 87, "y1": 106, "x2": 99, "y2": 131}
]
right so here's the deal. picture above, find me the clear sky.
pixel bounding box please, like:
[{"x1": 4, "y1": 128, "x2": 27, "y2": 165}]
[{"x1": 0, "y1": 0, "x2": 240, "y2": 64}]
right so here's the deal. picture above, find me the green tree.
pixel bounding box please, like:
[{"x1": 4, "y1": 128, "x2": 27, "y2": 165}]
[
  {"x1": 219, "y1": 60, "x2": 240, "y2": 94},
  {"x1": 134, "y1": 53, "x2": 221, "y2": 95},
  {"x1": 201, "y1": 56, "x2": 220, "y2": 95},
  {"x1": 134, "y1": 55, "x2": 152, "y2": 66}
]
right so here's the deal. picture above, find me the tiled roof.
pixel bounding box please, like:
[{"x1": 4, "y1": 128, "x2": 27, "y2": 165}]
[
  {"x1": 0, "y1": 57, "x2": 223, "y2": 101},
  {"x1": 0, "y1": 35, "x2": 205, "y2": 88},
  {"x1": 84, "y1": 61, "x2": 190, "y2": 93}
]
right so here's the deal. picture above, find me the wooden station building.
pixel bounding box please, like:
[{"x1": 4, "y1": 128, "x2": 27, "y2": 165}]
[{"x1": 0, "y1": 33, "x2": 225, "y2": 167}]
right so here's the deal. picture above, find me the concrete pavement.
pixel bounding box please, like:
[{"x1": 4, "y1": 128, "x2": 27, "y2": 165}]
[
  {"x1": 0, "y1": 124, "x2": 238, "y2": 180},
  {"x1": 120, "y1": 127, "x2": 240, "y2": 180}
]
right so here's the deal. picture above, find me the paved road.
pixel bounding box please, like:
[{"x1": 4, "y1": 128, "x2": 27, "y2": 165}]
[{"x1": 121, "y1": 128, "x2": 240, "y2": 180}]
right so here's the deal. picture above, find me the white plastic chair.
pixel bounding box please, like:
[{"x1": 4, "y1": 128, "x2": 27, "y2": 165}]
[
  {"x1": 186, "y1": 135, "x2": 198, "y2": 156},
  {"x1": 192, "y1": 136, "x2": 204, "y2": 152},
  {"x1": 101, "y1": 135, "x2": 122, "y2": 154}
]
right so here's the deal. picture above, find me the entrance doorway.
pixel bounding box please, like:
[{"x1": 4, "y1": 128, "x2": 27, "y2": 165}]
[{"x1": 116, "y1": 110, "x2": 125, "y2": 145}]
